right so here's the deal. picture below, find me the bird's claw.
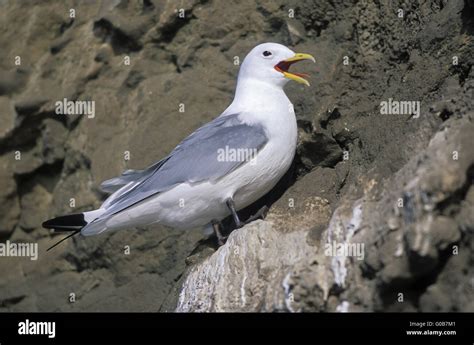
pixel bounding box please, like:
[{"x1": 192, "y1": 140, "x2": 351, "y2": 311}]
[
  {"x1": 212, "y1": 220, "x2": 228, "y2": 247},
  {"x1": 217, "y1": 235, "x2": 228, "y2": 246}
]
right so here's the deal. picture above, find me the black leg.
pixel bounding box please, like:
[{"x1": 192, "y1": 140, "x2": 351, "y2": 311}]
[
  {"x1": 211, "y1": 220, "x2": 227, "y2": 246},
  {"x1": 225, "y1": 198, "x2": 243, "y2": 228}
]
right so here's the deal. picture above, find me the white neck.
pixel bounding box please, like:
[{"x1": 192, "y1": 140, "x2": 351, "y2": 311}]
[{"x1": 222, "y1": 77, "x2": 291, "y2": 117}]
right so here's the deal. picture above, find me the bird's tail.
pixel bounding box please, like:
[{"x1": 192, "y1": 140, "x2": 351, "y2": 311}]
[{"x1": 43, "y1": 209, "x2": 104, "y2": 251}]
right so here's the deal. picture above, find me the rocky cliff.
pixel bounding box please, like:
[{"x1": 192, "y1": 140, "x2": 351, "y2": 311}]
[{"x1": 0, "y1": 0, "x2": 472, "y2": 312}]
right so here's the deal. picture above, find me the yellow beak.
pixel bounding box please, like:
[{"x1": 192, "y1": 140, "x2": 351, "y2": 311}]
[
  {"x1": 275, "y1": 53, "x2": 316, "y2": 87},
  {"x1": 283, "y1": 53, "x2": 316, "y2": 63}
]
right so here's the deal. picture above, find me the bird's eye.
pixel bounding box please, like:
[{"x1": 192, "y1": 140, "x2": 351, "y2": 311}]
[{"x1": 262, "y1": 51, "x2": 272, "y2": 58}]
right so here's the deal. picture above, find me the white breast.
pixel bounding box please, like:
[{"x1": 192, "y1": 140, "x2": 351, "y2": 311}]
[{"x1": 228, "y1": 94, "x2": 298, "y2": 209}]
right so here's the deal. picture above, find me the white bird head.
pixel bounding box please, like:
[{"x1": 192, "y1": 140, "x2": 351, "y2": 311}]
[{"x1": 238, "y1": 42, "x2": 315, "y2": 87}]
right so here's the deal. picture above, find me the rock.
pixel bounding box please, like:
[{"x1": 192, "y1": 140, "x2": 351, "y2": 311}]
[
  {"x1": 147, "y1": 0, "x2": 200, "y2": 43},
  {"x1": 0, "y1": 156, "x2": 20, "y2": 237},
  {"x1": 419, "y1": 248, "x2": 474, "y2": 312},
  {"x1": 9, "y1": 119, "x2": 67, "y2": 176},
  {"x1": 0, "y1": 96, "x2": 16, "y2": 140},
  {"x1": 19, "y1": 184, "x2": 52, "y2": 232},
  {"x1": 39, "y1": 119, "x2": 67, "y2": 165},
  {"x1": 428, "y1": 216, "x2": 461, "y2": 251},
  {"x1": 176, "y1": 220, "x2": 321, "y2": 312},
  {"x1": 457, "y1": 186, "x2": 474, "y2": 233},
  {"x1": 0, "y1": 69, "x2": 28, "y2": 96},
  {"x1": 11, "y1": 147, "x2": 43, "y2": 176},
  {"x1": 176, "y1": 193, "x2": 333, "y2": 312},
  {"x1": 297, "y1": 132, "x2": 343, "y2": 170},
  {"x1": 176, "y1": 114, "x2": 474, "y2": 312}
]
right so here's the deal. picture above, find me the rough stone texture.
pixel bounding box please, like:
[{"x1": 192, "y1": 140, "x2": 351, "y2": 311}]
[
  {"x1": 178, "y1": 114, "x2": 474, "y2": 312},
  {"x1": 0, "y1": 155, "x2": 20, "y2": 237},
  {"x1": 0, "y1": 0, "x2": 473, "y2": 312},
  {"x1": 177, "y1": 197, "x2": 332, "y2": 312}
]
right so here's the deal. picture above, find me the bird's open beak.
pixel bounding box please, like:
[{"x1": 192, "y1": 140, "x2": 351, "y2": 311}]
[{"x1": 274, "y1": 53, "x2": 315, "y2": 86}]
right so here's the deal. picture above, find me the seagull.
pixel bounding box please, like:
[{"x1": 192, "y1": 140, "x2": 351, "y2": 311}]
[{"x1": 43, "y1": 42, "x2": 315, "y2": 249}]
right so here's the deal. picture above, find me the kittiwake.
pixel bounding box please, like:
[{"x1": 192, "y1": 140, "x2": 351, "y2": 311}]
[{"x1": 43, "y1": 42, "x2": 315, "y2": 248}]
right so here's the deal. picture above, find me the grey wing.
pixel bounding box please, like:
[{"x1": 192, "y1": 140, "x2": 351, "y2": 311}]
[
  {"x1": 100, "y1": 160, "x2": 168, "y2": 193},
  {"x1": 97, "y1": 113, "x2": 268, "y2": 219}
]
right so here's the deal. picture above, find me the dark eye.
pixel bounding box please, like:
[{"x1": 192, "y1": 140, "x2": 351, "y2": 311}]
[{"x1": 262, "y1": 51, "x2": 272, "y2": 57}]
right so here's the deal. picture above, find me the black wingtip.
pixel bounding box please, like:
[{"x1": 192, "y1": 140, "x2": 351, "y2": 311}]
[
  {"x1": 43, "y1": 214, "x2": 87, "y2": 231},
  {"x1": 43, "y1": 214, "x2": 87, "y2": 251}
]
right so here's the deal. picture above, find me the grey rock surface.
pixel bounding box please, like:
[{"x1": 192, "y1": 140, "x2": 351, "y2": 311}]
[
  {"x1": 0, "y1": 0, "x2": 472, "y2": 311},
  {"x1": 177, "y1": 113, "x2": 474, "y2": 311}
]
